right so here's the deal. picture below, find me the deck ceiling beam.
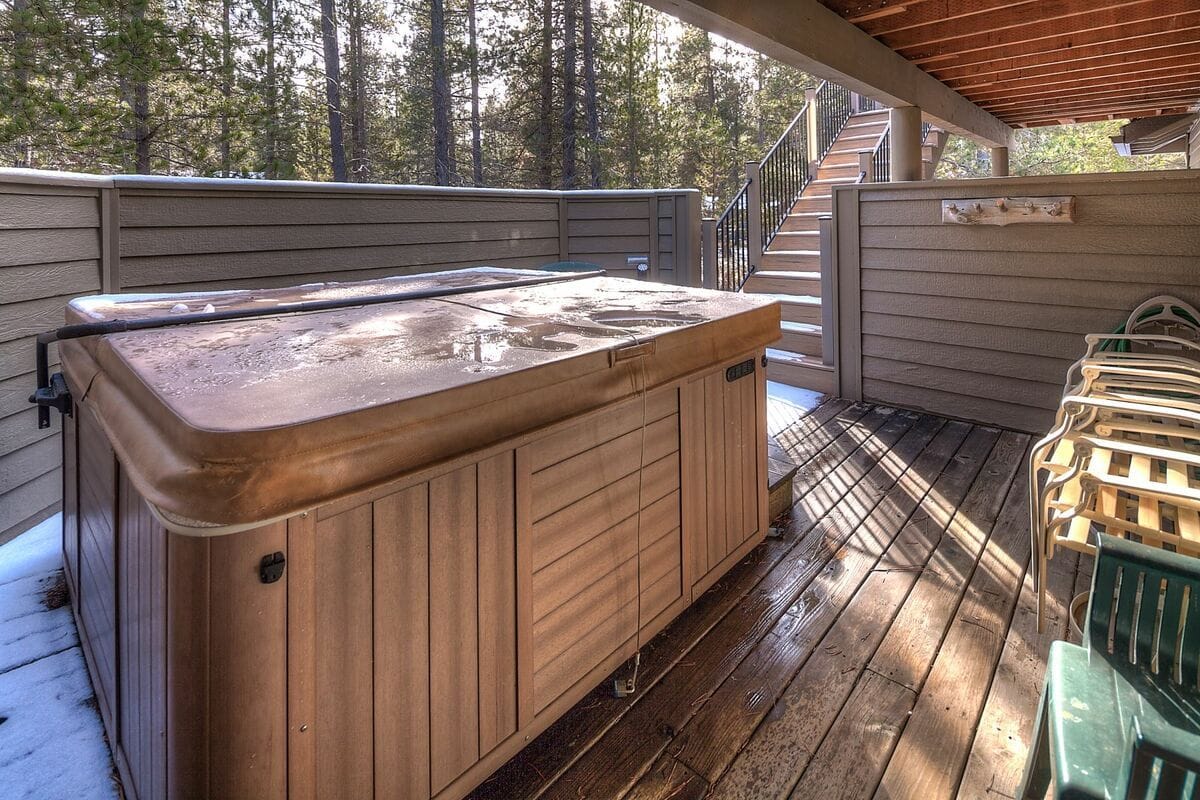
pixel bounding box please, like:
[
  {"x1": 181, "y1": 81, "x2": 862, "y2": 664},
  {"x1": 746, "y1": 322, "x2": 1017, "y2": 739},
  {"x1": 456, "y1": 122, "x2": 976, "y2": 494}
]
[
  {"x1": 995, "y1": 91, "x2": 1200, "y2": 120},
  {"x1": 907, "y1": 12, "x2": 1200, "y2": 70},
  {"x1": 943, "y1": 47, "x2": 1200, "y2": 95},
  {"x1": 932, "y1": 33, "x2": 1200, "y2": 84},
  {"x1": 899, "y1": 1, "x2": 1197, "y2": 65},
  {"x1": 970, "y1": 74, "x2": 1200, "y2": 106},
  {"x1": 638, "y1": 0, "x2": 1012, "y2": 147},
  {"x1": 882, "y1": 0, "x2": 1182, "y2": 55},
  {"x1": 822, "y1": 0, "x2": 1200, "y2": 128}
]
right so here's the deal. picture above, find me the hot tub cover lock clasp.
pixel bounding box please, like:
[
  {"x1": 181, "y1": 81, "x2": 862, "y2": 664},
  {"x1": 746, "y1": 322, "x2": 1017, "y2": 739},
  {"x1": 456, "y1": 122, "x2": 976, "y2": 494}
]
[
  {"x1": 260, "y1": 552, "x2": 286, "y2": 584},
  {"x1": 29, "y1": 372, "x2": 73, "y2": 423}
]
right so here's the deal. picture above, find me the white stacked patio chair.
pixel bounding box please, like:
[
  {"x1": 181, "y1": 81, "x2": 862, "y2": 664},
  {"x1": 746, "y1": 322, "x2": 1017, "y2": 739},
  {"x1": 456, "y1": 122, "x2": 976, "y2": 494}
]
[{"x1": 1029, "y1": 296, "x2": 1200, "y2": 631}]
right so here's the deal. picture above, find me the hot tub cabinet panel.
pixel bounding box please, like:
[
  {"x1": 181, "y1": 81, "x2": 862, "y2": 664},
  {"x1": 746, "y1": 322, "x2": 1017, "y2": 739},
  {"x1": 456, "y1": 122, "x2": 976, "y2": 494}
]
[{"x1": 58, "y1": 271, "x2": 778, "y2": 800}]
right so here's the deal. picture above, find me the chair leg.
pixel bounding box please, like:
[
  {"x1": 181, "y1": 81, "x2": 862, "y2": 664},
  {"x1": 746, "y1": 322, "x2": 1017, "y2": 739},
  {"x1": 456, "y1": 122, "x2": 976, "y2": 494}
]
[{"x1": 1019, "y1": 690, "x2": 1054, "y2": 800}]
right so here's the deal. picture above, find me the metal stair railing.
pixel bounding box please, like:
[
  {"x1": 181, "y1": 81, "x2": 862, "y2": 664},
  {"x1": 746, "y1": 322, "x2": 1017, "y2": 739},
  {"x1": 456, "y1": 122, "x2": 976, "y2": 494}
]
[{"x1": 707, "y1": 80, "x2": 865, "y2": 292}]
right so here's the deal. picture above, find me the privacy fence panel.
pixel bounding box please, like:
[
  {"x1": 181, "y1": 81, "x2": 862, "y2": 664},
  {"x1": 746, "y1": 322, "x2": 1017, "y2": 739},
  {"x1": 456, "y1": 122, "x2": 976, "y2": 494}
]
[
  {"x1": 0, "y1": 172, "x2": 701, "y2": 542},
  {"x1": 831, "y1": 170, "x2": 1200, "y2": 433}
]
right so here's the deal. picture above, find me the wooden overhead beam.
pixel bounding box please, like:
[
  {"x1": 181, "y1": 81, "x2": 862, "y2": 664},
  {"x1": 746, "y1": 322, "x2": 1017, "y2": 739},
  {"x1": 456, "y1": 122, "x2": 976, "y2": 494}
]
[
  {"x1": 942, "y1": 46, "x2": 1200, "y2": 94},
  {"x1": 638, "y1": 0, "x2": 1012, "y2": 147},
  {"x1": 1017, "y1": 106, "x2": 1195, "y2": 128},
  {"x1": 1002, "y1": 94, "x2": 1200, "y2": 123},
  {"x1": 878, "y1": 0, "x2": 1158, "y2": 52},
  {"x1": 897, "y1": 1, "x2": 1194, "y2": 63},
  {"x1": 985, "y1": 83, "x2": 1200, "y2": 113},
  {"x1": 847, "y1": 0, "x2": 1050, "y2": 38},
  {"x1": 932, "y1": 34, "x2": 1200, "y2": 83},
  {"x1": 909, "y1": 13, "x2": 1200, "y2": 69},
  {"x1": 969, "y1": 73, "x2": 1200, "y2": 106}
]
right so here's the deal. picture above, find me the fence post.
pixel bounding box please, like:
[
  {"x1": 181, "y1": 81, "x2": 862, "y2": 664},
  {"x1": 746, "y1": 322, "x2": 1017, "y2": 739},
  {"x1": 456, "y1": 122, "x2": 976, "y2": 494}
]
[
  {"x1": 100, "y1": 186, "x2": 121, "y2": 293},
  {"x1": 819, "y1": 215, "x2": 835, "y2": 366},
  {"x1": 701, "y1": 217, "x2": 716, "y2": 290},
  {"x1": 858, "y1": 151, "x2": 873, "y2": 183},
  {"x1": 744, "y1": 161, "x2": 762, "y2": 276},
  {"x1": 805, "y1": 86, "x2": 819, "y2": 179}
]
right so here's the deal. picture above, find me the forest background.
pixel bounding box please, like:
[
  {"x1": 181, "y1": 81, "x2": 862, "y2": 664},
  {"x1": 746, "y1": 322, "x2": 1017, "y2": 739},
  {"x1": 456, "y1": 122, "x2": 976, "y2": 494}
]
[{"x1": 1, "y1": 0, "x2": 1183, "y2": 215}]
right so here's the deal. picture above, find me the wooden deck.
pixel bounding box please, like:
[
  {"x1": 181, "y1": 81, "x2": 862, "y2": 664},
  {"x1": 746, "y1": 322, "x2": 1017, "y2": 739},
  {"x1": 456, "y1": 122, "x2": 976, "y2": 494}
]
[{"x1": 466, "y1": 394, "x2": 1092, "y2": 800}]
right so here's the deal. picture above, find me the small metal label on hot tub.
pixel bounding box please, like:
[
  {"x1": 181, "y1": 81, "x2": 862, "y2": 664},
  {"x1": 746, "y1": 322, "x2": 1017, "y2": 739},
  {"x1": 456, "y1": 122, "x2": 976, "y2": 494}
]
[{"x1": 726, "y1": 358, "x2": 756, "y2": 383}]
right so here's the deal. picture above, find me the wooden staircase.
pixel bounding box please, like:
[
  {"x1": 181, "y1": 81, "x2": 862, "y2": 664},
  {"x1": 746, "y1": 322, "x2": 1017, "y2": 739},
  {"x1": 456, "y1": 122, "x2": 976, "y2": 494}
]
[{"x1": 740, "y1": 109, "x2": 948, "y2": 393}]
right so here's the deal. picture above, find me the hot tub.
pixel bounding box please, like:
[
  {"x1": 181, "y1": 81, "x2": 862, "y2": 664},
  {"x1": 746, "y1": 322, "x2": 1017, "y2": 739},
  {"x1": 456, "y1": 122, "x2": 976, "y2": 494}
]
[{"x1": 54, "y1": 268, "x2": 780, "y2": 800}]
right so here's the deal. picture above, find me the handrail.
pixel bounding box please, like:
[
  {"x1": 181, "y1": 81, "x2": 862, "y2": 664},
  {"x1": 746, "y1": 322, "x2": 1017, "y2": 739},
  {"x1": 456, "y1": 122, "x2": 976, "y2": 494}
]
[
  {"x1": 759, "y1": 99, "x2": 812, "y2": 250},
  {"x1": 713, "y1": 182, "x2": 751, "y2": 291},
  {"x1": 711, "y1": 80, "x2": 864, "y2": 292}
]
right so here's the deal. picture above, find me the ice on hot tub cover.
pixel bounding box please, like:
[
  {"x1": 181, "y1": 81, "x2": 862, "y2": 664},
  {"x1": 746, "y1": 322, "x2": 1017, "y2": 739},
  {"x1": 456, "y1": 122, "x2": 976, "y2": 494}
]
[{"x1": 60, "y1": 268, "x2": 780, "y2": 528}]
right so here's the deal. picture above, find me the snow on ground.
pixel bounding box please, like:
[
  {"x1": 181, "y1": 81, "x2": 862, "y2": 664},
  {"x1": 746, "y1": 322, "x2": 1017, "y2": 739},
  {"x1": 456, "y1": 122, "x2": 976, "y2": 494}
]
[
  {"x1": 0, "y1": 514, "x2": 118, "y2": 799},
  {"x1": 766, "y1": 380, "x2": 826, "y2": 436}
]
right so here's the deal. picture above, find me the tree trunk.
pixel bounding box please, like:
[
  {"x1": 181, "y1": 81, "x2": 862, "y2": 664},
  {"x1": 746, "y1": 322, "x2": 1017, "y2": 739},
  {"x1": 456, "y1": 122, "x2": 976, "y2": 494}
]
[
  {"x1": 537, "y1": 0, "x2": 554, "y2": 189},
  {"x1": 467, "y1": 0, "x2": 483, "y2": 186},
  {"x1": 431, "y1": 0, "x2": 451, "y2": 185},
  {"x1": 320, "y1": 0, "x2": 348, "y2": 181},
  {"x1": 346, "y1": 0, "x2": 370, "y2": 180},
  {"x1": 263, "y1": 0, "x2": 278, "y2": 178},
  {"x1": 220, "y1": 0, "x2": 233, "y2": 175},
  {"x1": 561, "y1": 0, "x2": 577, "y2": 189},
  {"x1": 126, "y1": 0, "x2": 152, "y2": 173},
  {"x1": 582, "y1": 0, "x2": 600, "y2": 188}
]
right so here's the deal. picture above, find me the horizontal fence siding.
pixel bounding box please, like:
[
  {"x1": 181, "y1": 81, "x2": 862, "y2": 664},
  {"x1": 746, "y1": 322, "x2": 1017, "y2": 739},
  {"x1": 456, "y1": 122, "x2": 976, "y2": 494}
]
[
  {"x1": 834, "y1": 170, "x2": 1200, "y2": 433},
  {"x1": 0, "y1": 172, "x2": 700, "y2": 542},
  {"x1": 0, "y1": 174, "x2": 112, "y2": 541},
  {"x1": 118, "y1": 185, "x2": 563, "y2": 293}
]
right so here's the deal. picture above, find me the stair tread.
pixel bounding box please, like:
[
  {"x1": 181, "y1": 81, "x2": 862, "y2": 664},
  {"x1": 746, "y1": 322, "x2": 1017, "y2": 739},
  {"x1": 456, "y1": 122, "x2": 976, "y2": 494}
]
[
  {"x1": 764, "y1": 249, "x2": 819, "y2": 256},
  {"x1": 747, "y1": 292, "x2": 821, "y2": 305},
  {"x1": 754, "y1": 270, "x2": 819, "y2": 279},
  {"x1": 781, "y1": 321, "x2": 821, "y2": 334},
  {"x1": 766, "y1": 348, "x2": 833, "y2": 370}
]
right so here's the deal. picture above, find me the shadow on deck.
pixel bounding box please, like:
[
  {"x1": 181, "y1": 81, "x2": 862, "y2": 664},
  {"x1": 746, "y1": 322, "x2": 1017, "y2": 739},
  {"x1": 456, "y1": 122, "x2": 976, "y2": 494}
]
[{"x1": 469, "y1": 392, "x2": 1089, "y2": 800}]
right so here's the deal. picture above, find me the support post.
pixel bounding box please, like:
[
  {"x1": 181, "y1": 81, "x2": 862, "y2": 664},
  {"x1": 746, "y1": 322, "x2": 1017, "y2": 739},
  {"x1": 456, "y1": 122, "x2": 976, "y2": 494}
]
[
  {"x1": 701, "y1": 217, "x2": 716, "y2": 290},
  {"x1": 805, "y1": 86, "x2": 818, "y2": 178},
  {"x1": 819, "y1": 215, "x2": 835, "y2": 366},
  {"x1": 990, "y1": 146, "x2": 1010, "y2": 177},
  {"x1": 858, "y1": 151, "x2": 872, "y2": 183},
  {"x1": 744, "y1": 161, "x2": 762, "y2": 275},
  {"x1": 889, "y1": 105, "x2": 923, "y2": 182}
]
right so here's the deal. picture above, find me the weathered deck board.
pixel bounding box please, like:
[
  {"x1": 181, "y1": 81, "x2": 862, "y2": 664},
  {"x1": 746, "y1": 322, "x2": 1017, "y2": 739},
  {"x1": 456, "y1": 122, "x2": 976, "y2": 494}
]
[{"x1": 467, "y1": 400, "x2": 1072, "y2": 800}]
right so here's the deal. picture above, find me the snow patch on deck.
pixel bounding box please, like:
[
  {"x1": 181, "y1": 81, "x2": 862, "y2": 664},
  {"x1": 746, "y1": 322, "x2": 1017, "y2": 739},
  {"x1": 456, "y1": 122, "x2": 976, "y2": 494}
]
[
  {"x1": 766, "y1": 380, "x2": 827, "y2": 436},
  {"x1": 0, "y1": 515, "x2": 118, "y2": 799}
]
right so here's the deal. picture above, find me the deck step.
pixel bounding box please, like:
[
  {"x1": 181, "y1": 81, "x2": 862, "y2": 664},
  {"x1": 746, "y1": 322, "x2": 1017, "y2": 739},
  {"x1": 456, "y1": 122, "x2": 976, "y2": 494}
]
[
  {"x1": 769, "y1": 230, "x2": 819, "y2": 249},
  {"x1": 765, "y1": 348, "x2": 835, "y2": 393},
  {"x1": 779, "y1": 212, "x2": 828, "y2": 232},
  {"x1": 791, "y1": 196, "x2": 834, "y2": 213},
  {"x1": 761, "y1": 250, "x2": 819, "y2": 270},
  {"x1": 746, "y1": 293, "x2": 822, "y2": 325},
  {"x1": 817, "y1": 163, "x2": 860, "y2": 180},
  {"x1": 779, "y1": 320, "x2": 823, "y2": 356},
  {"x1": 820, "y1": 151, "x2": 865, "y2": 168},
  {"x1": 743, "y1": 270, "x2": 820, "y2": 296}
]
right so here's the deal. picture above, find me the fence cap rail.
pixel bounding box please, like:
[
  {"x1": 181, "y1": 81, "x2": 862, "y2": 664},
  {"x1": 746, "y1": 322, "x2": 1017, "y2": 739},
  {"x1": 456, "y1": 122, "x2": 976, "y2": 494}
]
[
  {"x1": 0, "y1": 168, "x2": 115, "y2": 189},
  {"x1": 0, "y1": 168, "x2": 700, "y2": 199}
]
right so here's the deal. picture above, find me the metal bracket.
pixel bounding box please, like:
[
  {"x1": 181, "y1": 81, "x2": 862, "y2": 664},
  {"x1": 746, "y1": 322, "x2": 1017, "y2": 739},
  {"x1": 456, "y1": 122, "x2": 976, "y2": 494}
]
[{"x1": 29, "y1": 372, "x2": 72, "y2": 425}]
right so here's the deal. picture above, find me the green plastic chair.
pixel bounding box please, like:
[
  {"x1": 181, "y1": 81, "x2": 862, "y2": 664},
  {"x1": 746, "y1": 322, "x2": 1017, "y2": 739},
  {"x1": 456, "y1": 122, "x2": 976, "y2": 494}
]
[{"x1": 1020, "y1": 535, "x2": 1200, "y2": 799}]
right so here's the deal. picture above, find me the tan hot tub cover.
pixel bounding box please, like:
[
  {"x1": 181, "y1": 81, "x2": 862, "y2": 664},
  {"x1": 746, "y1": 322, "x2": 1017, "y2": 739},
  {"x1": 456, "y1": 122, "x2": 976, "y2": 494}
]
[{"x1": 60, "y1": 268, "x2": 780, "y2": 528}]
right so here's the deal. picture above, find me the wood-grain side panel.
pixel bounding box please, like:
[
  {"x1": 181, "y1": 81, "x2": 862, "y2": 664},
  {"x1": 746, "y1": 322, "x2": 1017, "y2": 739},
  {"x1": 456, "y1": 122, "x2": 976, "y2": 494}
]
[
  {"x1": 117, "y1": 469, "x2": 167, "y2": 800},
  {"x1": 430, "y1": 465, "x2": 480, "y2": 794},
  {"x1": 477, "y1": 452, "x2": 518, "y2": 757},
  {"x1": 374, "y1": 484, "x2": 431, "y2": 799},
  {"x1": 202, "y1": 521, "x2": 289, "y2": 799},
  {"x1": 313, "y1": 506, "x2": 374, "y2": 799}
]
